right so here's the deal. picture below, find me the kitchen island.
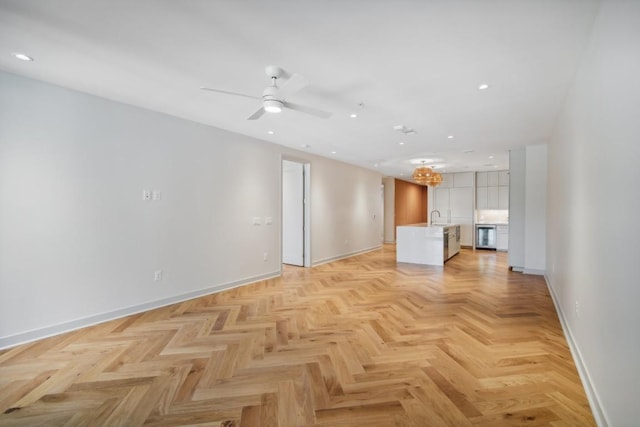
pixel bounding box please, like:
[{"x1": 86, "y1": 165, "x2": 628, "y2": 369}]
[{"x1": 396, "y1": 223, "x2": 460, "y2": 266}]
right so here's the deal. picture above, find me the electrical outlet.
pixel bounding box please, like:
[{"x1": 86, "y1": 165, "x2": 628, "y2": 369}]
[
  {"x1": 263, "y1": 252, "x2": 268, "y2": 261},
  {"x1": 154, "y1": 270, "x2": 163, "y2": 281},
  {"x1": 142, "y1": 190, "x2": 151, "y2": 201},
  {"x1": 575, "y1": 300, "x2": 580, "y2": 318}
]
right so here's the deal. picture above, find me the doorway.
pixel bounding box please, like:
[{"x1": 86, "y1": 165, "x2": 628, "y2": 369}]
[{"x1": 282, "y1": 160, "x2": 310, "y2": 266}]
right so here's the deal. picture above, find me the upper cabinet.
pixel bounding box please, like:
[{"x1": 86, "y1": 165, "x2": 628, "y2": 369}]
[
  {"x1": 477, "y1": 171, "x2": 509, "y2": 210},
  {"x1": 431, "y1": 172, "x2": 474, "y2": 246},
  {"x1": 453, "y1": 172, "x2": 474, "y2": 188},
  {"x1": 437, "y1": 172, "x2": 454, "y2": 188}
]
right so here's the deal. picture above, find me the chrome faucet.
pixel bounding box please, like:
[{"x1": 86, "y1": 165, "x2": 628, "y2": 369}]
[{"x1": 430, "y1": 210, "x2": 441, "y2": 225}]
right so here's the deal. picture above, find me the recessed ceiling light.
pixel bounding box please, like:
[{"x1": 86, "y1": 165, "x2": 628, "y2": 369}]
[
  {"x1": 478, "y1": 83, "x2": 490, "y2": 90},
  {"x1": 349, "y1": 113, "x2": 358, "y2": 118},
  {"x1": 447, "y1": 135, "x2": 454, "y2": 139},
  {"x1": 489, "y1": 155, "x2": 494, "y2": 159},
  {"x1": 399, "y1": 142, "x2": 405, "y2": 145},
  {"x1": 13, "y1": 52, "x2": 33, "y2": 61},
  {"x1": 267, "y1": 130, "x2": 275, "y2": 135},
  {"x1": 331, "y1": 151, "x2": 337, "y2": 154}
]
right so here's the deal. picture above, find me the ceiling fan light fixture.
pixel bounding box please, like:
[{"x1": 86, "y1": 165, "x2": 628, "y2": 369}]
[
  {"x1": 264, "y1": 99, "x2": 283, "y2": 113},
  {"x1": 13, "y1": 52, "x2": 33, "y2": 61}
]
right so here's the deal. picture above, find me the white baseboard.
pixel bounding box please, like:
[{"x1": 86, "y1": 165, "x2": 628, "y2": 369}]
[
  {"x1": 312, "y1": 245, "x2": 381, "y2": 267},
  {"x1": 0, "y1": 271, "x2": 281, "y2": 350},
  {"x1": 523, "y1": 268, "x2": 546, "y2": 275},
  {"x1": 544, "y1": 274, "x2": 609, "y2": 427}
]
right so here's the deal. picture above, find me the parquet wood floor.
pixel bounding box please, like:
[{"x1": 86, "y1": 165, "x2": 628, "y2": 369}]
[{"x1": 0, "y1": 246, "x2": 595, "y2": 426}]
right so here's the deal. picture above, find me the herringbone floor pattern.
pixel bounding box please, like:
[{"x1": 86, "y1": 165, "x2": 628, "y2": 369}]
[{"x1": 0, "y1": 246, "x2": 595, "y2": 426}]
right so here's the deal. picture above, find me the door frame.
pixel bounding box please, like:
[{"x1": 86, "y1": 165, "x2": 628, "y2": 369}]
[{"x1": 281, "y1": 157, "x2": 311, "y2": 267}]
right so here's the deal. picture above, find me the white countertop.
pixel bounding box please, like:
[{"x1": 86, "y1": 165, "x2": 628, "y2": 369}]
[{"x1": 398, "y1": 222, "x2": 459, "y2": 228}]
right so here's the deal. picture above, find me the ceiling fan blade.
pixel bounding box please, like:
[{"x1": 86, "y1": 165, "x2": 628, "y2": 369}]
[
  {"x1": 200, "y1": 87, "x2": 260, "y2": 100},
  {"x1": 283, "y1": 101, "x2": 332, "y2": 119},
  {"x1": 278, "y1": 73, "x2": 308, "y2": 99},
  {"x1": 247, "y1": 107, "x2": 266, "y2": 120}
]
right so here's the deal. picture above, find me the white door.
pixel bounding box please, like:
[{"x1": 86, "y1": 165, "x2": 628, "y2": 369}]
[{"x1": 282, "y1": 160, "x2": 304, "y2": 266}]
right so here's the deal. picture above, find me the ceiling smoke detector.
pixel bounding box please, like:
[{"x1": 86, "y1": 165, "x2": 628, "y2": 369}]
[{"x1": 393, "y1": 125, "x2": 416, "y2": 135}]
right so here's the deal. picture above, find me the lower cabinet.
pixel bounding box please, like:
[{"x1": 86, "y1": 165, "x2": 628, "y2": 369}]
[{"x1": 497, "y1": 225, "x2": 509, "y2": 251}]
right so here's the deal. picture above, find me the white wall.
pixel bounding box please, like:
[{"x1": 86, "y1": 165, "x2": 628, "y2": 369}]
[
  {"x1": 508, "y1": 146, "x2": 547, "y2": 274},
  {"x1": 524, "y1": 144, "x2": 547, "y2": 274},
  {"x1": 508, "y1": 148, "x2": 526, "y2": 269},
  {"x1": 304, "y1": 155, "x2": 383, "y2": 265},
  {"x1": 546, "y1": 1, "x2": 640, "y2": 425},
  {"x1": 0, "y1": 71, "x2": 383, "y2": 347},
  {"x1": 383, "y1": 177, "x2": 395, "y2": 243}
]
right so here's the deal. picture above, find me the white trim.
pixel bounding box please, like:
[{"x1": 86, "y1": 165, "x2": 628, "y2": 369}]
[
  {"x1": 544, "y1": 274, "x2": 609, "y2": 427},
  {"x1": 523, "y1": 268, "x2": 546, "y2": 275},
  {"x1": 312, "y1": 245, "x2": 381, "y2": 267},
  {"x1": 0, "y1": 271, "x2": 280, "y2": 350}
]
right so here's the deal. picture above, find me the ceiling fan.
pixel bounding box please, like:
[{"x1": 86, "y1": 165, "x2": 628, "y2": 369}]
[{"x1": 201, "y1": 65, "x2": 332, "y2": 120}]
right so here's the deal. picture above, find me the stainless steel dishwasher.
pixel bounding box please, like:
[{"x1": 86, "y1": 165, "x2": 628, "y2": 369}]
[{"x1": 443, "y1": 228, "x2": 449, "y2": 260}]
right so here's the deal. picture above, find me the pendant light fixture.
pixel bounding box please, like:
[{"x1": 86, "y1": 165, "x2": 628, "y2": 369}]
[
  {"x1": 412, "y1": 161, "x2": 443, "y2": 187},
  {"x1": 412, "y1": 161, "x2": 433, "y2": 185},
  {"x1": 426, "y1": 171, "x2": 443, "y2": 187}
]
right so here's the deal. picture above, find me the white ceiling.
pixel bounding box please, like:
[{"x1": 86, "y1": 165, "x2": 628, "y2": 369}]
[{"x1": 0, "y1": 0, "x2": 600, "y2": 178}]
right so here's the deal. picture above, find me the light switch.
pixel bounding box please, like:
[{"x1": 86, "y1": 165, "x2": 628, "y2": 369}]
[
  {"x1": 152, "y1": 190, "x2": 162, "y2": 201},
  {"x1": 265, "y1": 217, "x2": 273, "y2": 225},
  {"x1": 253, "y1": 217, "x2": 262, "y2": 225}
]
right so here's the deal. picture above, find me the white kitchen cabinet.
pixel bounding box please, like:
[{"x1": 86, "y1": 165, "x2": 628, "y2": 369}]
[
  {"x1": 450, "y1": 187, "x2": 473, "y2": 218},
  {"x1": 448, "y1": 225, "x2": 461, "y2": 258},
  {"x1": 456, "y1": 219, "x2": 473, "y2": 248},
  {"x1": 487, "y1": 171, "x2": 500, "y2": 186},
  {"x1": 430, "y1": 173, "x2": 474, "y2": 246},
  {"x1": 476, "y1": 172, "x2": 488, "y2": 187},
  {"x1": 453, "y1": 172, "x2": 474, "y2": 188},
  {"x1": 476, "y1": 187, "x2": 488, "y2": 209},
  {"x1": 487, "y1": 187, "x2": 499, "y2": 208},
  {"x1": 434, "y1": 187, "x2": 450, "y2": 216},
  {"x1": 476, "y1": 170, "x2": 509, "y2": 210},
  {"x1": 497, "y1": 225, "x2": 509, "y2": 251},
  {"x1": 439, "y1": 173, "x2": 453, "y2": 188}
]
